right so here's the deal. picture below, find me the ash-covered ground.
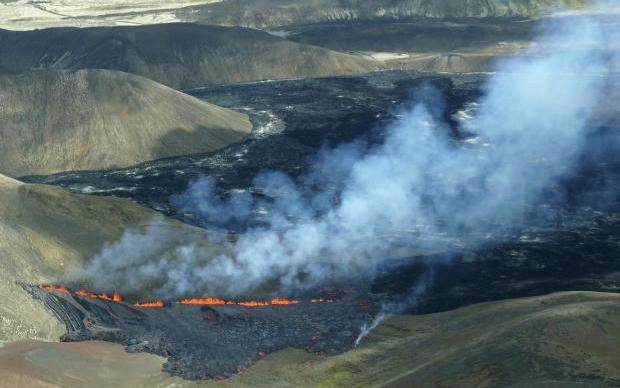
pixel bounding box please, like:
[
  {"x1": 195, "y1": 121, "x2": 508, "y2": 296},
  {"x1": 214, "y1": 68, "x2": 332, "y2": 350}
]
[{"x1": 25, "y1": 285, "x2": 377, "y2": 379}]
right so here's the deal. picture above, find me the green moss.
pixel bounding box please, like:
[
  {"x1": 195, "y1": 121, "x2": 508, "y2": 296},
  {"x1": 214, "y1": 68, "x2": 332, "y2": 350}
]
[{"x1": 318, "y1": 361, "x2": 365, "y2": 387}]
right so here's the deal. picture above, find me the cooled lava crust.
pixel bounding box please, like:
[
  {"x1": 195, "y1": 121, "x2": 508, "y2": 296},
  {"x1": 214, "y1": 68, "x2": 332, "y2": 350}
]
[{"x1": 24, "y1": 285, "x2": 377, "y2": 380}]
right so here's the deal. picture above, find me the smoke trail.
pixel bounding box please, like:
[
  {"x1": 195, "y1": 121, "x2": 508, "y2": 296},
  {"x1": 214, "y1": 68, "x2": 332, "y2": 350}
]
[
  {"x1": 354, "y1": 313, "x2": 386, "y2": 347},
  {"x1": 171, "y1": 176, "x2": 253, "y2": 228},
  {"x1": 354, "y1": 268, "x2": 433, "y2": 347},
  {"x1": 79, "y1": 11, "x2": 618, "y2": 298}
]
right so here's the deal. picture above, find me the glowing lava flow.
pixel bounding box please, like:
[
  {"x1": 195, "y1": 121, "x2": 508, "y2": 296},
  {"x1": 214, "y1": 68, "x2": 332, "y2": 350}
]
[
  {"x1": 37, "y1": 284, "x2": 335, "y2": 309},
  {"x1": 237, "y1": 301, "x2": 270, "y2": 307},
  {"x1": 175, "y1": 297, "x2": 301, "y2": 307},
  {"x1": 38, "y1": 285, "x2": 123, "y2": 303},
  {"x1": 176, "y1": 297, "x2": 228, "y2": 305},
  {"x1": 98, "y1": 292, "x2": 124, "y2": 302},
  {"x1": 133, "y1": 300, "x2": 166, "y2": 308},
  {"x1": 38, "y1": 284, "x2": 70, "y2": 294},
  {"x1": 75, "y1": 290, "x2": 98, "y2": 298},
  {"x1": 269, "y1": 298, "x2": 301, "y2": 305}
]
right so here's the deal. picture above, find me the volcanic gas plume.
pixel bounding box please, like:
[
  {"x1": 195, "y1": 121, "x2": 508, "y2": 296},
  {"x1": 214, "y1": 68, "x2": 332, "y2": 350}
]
[{"x1": 71, "y1": 12, "x2": 620, "y2": 302}]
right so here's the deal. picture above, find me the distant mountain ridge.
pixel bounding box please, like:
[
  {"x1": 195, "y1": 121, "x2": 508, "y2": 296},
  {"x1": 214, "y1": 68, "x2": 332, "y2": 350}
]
[
  {"x1": 0, "y1": 23, "x2": 380, "y2": 89},
  {"x1": 178, "y1": 0, "x2": 587, "y2": 28},
  {"x1": 0, "y1": 0, "x2": 587, "y2": 30}
]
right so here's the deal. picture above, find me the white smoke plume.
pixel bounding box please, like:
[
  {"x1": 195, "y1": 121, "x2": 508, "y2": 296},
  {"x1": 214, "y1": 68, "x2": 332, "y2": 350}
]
[
  {"x1": 354, "y1": 313, "x2": 386, "y2": 347},
  {"x1": 78, "y1": 10, "x2": 618, "y2": 298}
]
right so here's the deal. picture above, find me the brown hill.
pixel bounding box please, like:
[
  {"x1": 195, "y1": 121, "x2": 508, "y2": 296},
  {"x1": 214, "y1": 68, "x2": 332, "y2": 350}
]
[
  {"x1": 0, "y1": 174, "x2": 208, "y2": 343},
  {"x1": 0, "y1": 23, "x2": 380, "y2": 90},
  {"x1": 0, "y1": 68, "x2": 251, "y2": 176}
]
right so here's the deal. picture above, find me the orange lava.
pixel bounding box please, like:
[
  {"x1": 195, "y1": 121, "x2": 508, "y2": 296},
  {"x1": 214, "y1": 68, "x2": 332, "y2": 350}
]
[
  {"x1": 175, "y1": 297, "x2": 301, "y2": 307},
  {"x1": 37, "y1": 284, "x2": 124, "y2": 303},
  {"x1": 75, "y1": 290, "x2": 99, "y2": 298},
  {"x1": 133, "y1": 300, "x2": 165, "y2": 308},
  {"x1": 269, "y1": 298, "x2": 301, "y2": 305},
  {"x1": 176, "y1": 297, "x2": 227, "y2": 305},
  {"x1": 237, "y1": 301, "x2": 270, "y2": 307},
  {"x1": 37, "y1": 284, "x2": 71, "y2": 294},
  {"x1": 36, "y1": 284, "x2": 333, "y2": 310},
  {"x1": 98, "y1": 293, "x2": 113, "y2": 301}
]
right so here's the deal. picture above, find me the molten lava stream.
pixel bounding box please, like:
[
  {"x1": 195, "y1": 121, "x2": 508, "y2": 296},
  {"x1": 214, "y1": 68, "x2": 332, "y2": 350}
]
[
  {"x1": 237, "y1": 301, "x2": 270, "y2": 307},
  {"x1": 175, "y1": 297, "x2": 301, "y2": 307},
  {"x1": 269, "y1": 298, "x2": 301, "y2": 305},
  {"x1": 37, "y1": 284, "x2": 125, "y2": 303},
  {"x1": 37, "y1": 284, "x2": 334, "y2": 309},
  {"x1": 176, "y1": 297, "x2": 227, "y2": 305},
  {"x1": 37, "y1": 284, "x2": 70, "y2": 294},
  {"x1": 98, "y1": 293, "x2": 113, "y2": 301},
  {"x1": 97, "y1": 292, "x2": 123, "y2": 302},
  {"x1": 133, "y1": 300, "x2": 165, "y2": 308},
  {"x1": 75, "y1": 290, "x2": 99, "y2": 298}
]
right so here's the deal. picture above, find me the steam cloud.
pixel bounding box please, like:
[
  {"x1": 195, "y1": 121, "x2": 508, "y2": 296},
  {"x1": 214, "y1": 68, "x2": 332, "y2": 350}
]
[{"x1": 78, "y1": 10, "x2": 618, "y2": 298}]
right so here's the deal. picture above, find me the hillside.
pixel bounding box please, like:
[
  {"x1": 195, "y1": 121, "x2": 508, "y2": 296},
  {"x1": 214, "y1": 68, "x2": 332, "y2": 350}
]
[
  {"x1": 179, "y1": 0, "x2": 588, "y2": 29},
  {"x1": 0, "y1": 174, "x2": 209, "y2": 344},
  {"x1": 288, "y1": 19, "x2": 533, "y2": 53},
  {"x1": 285, "y1": 19, "x2": 534, "y2": 73},
  {"x1": 0, "y1": 68, "x2": 251, "y2": 176},
  {"x1": 0, "y1": 0, "x2": 588, "y2": 30},
  {"x1": 0, "y1": 291, "x2": 617, "y2": 386},
  {"x1": 0, "y1": 23, "x2": 380, "y2": 89}
]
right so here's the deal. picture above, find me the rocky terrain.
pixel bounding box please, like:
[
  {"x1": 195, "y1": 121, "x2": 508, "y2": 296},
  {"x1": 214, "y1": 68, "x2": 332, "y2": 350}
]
[
  {"x1": 28, "y1": 284, "x2": 376, "y2": 379},
  {"x1": 0, "y1": 68, "x2": 251, "y2": 176},
  {"x1": 0, "y1": 291, "x2": 617, "y2": 387},
  {"x1": 0, "y1": 23, "x2": 380, "y2": 89}
]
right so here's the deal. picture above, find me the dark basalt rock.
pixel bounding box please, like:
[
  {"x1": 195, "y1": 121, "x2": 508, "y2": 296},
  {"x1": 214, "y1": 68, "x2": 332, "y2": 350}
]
[
  {"x1": 372, "y1": 213, "x2": 620, "y2": 314},
  {"x1": 24, "y1": 285, "x2": 377, "y2": 380}
]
